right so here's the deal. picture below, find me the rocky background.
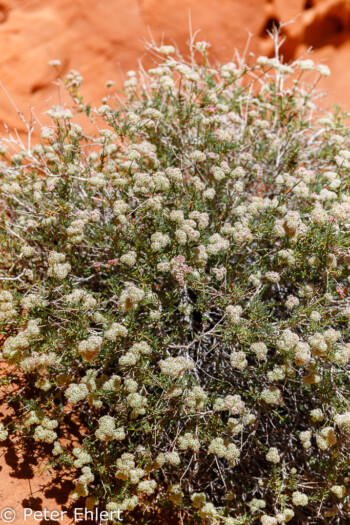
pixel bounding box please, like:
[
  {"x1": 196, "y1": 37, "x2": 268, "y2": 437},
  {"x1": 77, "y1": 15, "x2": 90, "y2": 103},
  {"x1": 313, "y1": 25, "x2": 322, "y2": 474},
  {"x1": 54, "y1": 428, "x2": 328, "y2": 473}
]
[{"x1": 0, "y1": 0, "x2": 349, "y2": 134}]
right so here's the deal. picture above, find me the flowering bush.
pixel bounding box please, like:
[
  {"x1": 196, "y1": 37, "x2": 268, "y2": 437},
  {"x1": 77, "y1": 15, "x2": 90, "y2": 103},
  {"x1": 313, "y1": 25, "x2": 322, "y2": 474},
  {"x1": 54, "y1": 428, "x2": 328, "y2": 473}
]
[{"x1": 0, "y1": 38, "x2": 350, "y2": 524}]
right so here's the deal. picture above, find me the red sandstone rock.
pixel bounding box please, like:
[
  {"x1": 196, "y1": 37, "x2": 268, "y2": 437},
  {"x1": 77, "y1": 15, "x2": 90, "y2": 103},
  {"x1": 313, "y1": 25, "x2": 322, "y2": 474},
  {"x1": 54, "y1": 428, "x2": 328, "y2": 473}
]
[{"x1": 0, "y1": 0, "x2": 348, "y2": 138}]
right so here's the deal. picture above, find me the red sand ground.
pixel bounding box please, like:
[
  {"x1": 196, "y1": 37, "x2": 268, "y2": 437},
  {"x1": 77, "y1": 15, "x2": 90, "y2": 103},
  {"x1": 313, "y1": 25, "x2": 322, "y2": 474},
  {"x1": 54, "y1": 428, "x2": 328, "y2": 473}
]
[
  {"x1": 1, "y1": 0, "x2": 350, "y2": 522},
  {"x1": 0, "y1": 365, "x2": 76, "y2": 525}
]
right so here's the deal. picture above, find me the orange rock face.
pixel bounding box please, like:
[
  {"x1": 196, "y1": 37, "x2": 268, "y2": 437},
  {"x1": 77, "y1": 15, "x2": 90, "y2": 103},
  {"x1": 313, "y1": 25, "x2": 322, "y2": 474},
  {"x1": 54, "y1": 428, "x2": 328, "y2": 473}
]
[{"x1": 0, "y1": 0, "x2": 349, "y2": 136}]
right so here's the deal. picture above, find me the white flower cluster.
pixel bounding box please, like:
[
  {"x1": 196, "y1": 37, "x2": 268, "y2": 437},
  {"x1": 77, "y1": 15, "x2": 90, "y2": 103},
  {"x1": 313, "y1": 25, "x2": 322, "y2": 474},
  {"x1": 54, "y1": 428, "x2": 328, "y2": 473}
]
[
  {"x1": 310, "y1": 408, "x2": 324, "y2": 422},
  {"x1": 178, "y1": 432, "x2": 200, "y2": 452},
  {"x1": 65, "y1": 383, "x2": 89, "y2": 404},
  {"x1": 2, "y1": 319, "x2": 40, "y2": 361},
  {"x1": 292, "y1": 491, "x2": 308, "y2": 506},
  {"x1": 77, "y1": 335, "x2": 102, "y2": 362},
  {"x1": 330, "y1": 485, "x2": 346, "y2": 498},
  {"x1": 156, "y1": 451, "x2": 178, "y2": 468},
  {"x1": 120, "y1": 251, "x2": 137, "y2": 267},
  {"x1": 230, "y1": 350, "x2": 248, "y2": 370},
  {"x1": 266, "y1": 447, "x2": 280, "y2": 464},
  {"x1": 104, "y1": 322, "x2": 128, "y2": 341},
  {"x1": 186, "y1": 386, "x2": 208, "y2": 410},
  {"x1": 47, "y1": 251, "x2": 71, "y2": 279},
  {"x1": 119, "y1": 341, "x2": 152, "y2": 368},
  {"x1": 250, "y1": 342, "x2": 268, "y2": 360},
  {"x1": 285, "y1": 295, "x2": 299, "y2": 311},
  {"x1": 300, "y1": 430, "x2": 312, "y2": 449},
  {"x1": 95, "y1": 416, "x2": 125, "y2": 442},
  {"x1": 261, "y1": 386, "x2": 283, "y2": 406},
  {"x1": 20, "y1": 351, "x2": 57, "y2": 372},
  {"x1": 0, "y1": 291, "x2": 16, "y2": 322},
  {"x1": 65, "y1": 288, "x2": 97, "y2": 310},
  {"x1": 72, "y1": 447, "x2": 92, "y2": 468},
  {"x1": 208, "y1": 437, "x2": 240, "y2": 465},
  {"x1": 33, "y1": 418, "x2": 58, "y2": 443},
  {"x1": 334, "y1": 411, "x2": 350, "y2": 432},
  {"x1": 52, "y1": 441, "x2": 64, "y2": 456},
  {"x1": 118, "y1": 282, "x2": 145, "y2": 311},
  {"x1": 0, "y1": 423, "x2": 8, "y2": 441},
  {"x1": 159, "y1": 356, "x2": 195, "y2": 378},
  {"x1": 150, "y1": 232, "x2": 170, "y2": 252},
  {"x1": 127, "y1": 392, "x2": 148, "y2": 417},
  {"x1": 260, "y1": 516, "x2": 277, "y2": 525},
  {"x1": 316, "y1": 427, "x2": 337, "y2": 450},
  {"x1": 249, "y1": 498, "x2": 266, "y2": 513},
  {"x1": 226, "y1": 305, "x2": 243, "y2": 324}
]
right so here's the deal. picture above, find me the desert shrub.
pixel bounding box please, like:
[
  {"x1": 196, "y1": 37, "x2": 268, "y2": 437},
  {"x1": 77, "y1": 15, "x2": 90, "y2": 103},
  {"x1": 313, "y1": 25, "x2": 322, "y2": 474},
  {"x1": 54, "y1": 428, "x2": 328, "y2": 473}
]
[{"x1": 0, "y1": 38, "x2": 349, "y2": 524}]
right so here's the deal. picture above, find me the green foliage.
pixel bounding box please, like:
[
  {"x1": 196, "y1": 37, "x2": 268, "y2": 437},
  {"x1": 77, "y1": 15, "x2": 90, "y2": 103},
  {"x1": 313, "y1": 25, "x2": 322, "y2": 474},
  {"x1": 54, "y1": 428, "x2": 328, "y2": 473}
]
[{"x1": 0, "y1": 41, "x2": 349, "y2": 524}]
